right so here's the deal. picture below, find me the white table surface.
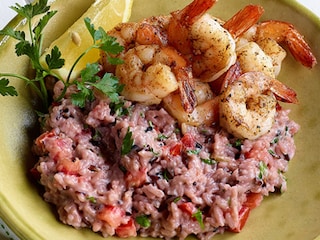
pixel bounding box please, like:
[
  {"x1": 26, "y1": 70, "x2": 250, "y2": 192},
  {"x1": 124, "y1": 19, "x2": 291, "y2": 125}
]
[{"x1": 0, "y1": 0, "x2": 319, "y2": 240}]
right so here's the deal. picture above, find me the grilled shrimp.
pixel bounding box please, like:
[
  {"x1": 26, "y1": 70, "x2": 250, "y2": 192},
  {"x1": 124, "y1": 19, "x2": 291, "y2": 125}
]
[
  {"x1": 100, "y1": 16, "x2": 170, "y2": 72},
  {"x1": 102, "y1": 16, "x2": 197, "y2": 112},
  {"x1": 168, "y1": 0, "x2": 237, "y2": 82},
  {"x1": 256, "y1": 20, "x2": 317, "y2": 68},
  {"x1": 219, "y1": 70, "x2": 298, "y2": 140},
  {"x1": 115, "y1": 44, "x2": 196, "y2": 112},
  {"x1": 224, "y1": 5, "x2": 317, "y2": 77}
]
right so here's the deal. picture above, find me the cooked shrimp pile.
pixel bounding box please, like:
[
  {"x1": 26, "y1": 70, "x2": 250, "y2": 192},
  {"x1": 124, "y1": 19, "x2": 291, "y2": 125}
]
[{"x1": 100, "y1": 0, "x2": 316, "y2": 140}]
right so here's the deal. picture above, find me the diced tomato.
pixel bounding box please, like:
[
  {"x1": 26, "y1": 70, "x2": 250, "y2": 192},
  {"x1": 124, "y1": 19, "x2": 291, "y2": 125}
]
[
  {"x1": 116, "y1": 218, "x2": 137, "y2": 238},
  {"x1": 245, "y1": 148, "x2": 272, "y2": 163},
  {"x1": 230, "y1": 206, "x2": 251, "y2": 233},
  {"x1": 56, "y1": 158, "x2": 80, "y2": 175},
  {"x1": 98, "y1": 205, "x2": 125, "y2": 228},
  {"x1": 42, "y1": 136, "x2": 74, "y2": 163},
  {"x1": 125, "y1": 167, "x2": 147, "y2": 187},
  {"x1": 178, "y1": 202, "x2": 197, "y2": 216},
  {"x1": 34, "y1": 131, "x2": 56, "y2": 154},
  {"x1": 181, "y1": 133, "x2": 195, "y2": 149},
  {"x1": 169, "y1": 133, "x2": 196, "y2": 157},
  {"x1": 169, "y1": 143, "x2": 182, "y2": 156},
  {"x1": 244, "y1": 193, "x2": 263, "y2": 210},
  {"x1": 229, "y1": 193, "x2": 263, "y2": 233}
]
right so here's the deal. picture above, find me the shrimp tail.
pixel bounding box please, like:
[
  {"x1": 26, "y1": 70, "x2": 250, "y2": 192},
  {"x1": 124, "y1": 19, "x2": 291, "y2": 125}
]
[
  {"x1": 210, "y1": 61, "x2": 242, "y2": 95},
  {"x1": 286, "y1": 28, "x2": 317, "y2": 68},
  {"x1": 136, "y1": 22, "x2": 168, "y2": 46},
  {"x1": 270, "y1": 78, "x2": 298, "y2": 104},
  {"x1": 175, "y1": 68, "x2": 197, "y2": 113},
  {"x1": 257, "y1": 20, "x2": 317, "y2": 68},
  {"x1": 220, "y1": 61, "x2": 242, "y2": 92},
  {"x1": 173, "y1": 0, "x2": 217, "y2": 25},
  {"x1": 168, "y1": 0, "x2": 217, "y2": 54},
  {"x1": 223, "y1": 5, "x2": 264, "y2": 38}
]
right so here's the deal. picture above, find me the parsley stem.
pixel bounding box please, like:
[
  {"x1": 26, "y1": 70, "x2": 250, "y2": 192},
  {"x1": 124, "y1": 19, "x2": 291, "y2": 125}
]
[
  {"x1": 66, "y1": 45, "x2": 96, "y2": 84},
  {"x1": 38, "y1": 75, "x2": 48, "y2": 109},
  {"x1": 54, "y1": 44, "x2": 98, "y2": 103},
  {"x1": 0, "y1": 73, "x2": 44, "y2": 103},
  {"x1": 54, "y1": 83, "x2": 68, "y2": 103},
  {"x1": 28, "y1": 18, "x2": 35, "y2": 47}
]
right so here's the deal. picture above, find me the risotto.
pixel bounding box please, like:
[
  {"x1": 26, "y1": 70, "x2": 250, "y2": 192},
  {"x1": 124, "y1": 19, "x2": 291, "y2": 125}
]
[{"x1": 32, "y1": 82, "x2": 299, "y2": 239}]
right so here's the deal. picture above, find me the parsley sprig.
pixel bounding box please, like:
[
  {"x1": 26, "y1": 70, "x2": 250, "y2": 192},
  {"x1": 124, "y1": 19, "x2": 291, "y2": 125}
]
[
  {"x1": 0, "y1": 0, "x2": 58, "y2": 109},
  {"x1": 55, "y1": 17, "x2": 124, "y2": 105},
  {"x1": 0, "y1": 0, "x2": 124, "y2": 111}
]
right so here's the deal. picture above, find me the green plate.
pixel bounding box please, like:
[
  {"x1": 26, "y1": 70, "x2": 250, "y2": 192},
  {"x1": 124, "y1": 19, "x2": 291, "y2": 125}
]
[{"x1": 0, "y1": 0, "x2": 319, "y2": 239}]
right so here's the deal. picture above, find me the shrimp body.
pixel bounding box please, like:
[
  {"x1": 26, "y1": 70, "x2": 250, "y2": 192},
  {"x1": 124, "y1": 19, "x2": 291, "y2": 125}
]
[
  {"x1": 219, "y1": 71, "x2": 297, "y2": 140},
  {"x1": 168, "y1": 0, "x2": 237, "y2": 82},
  {"x1": 236, "y1": 41, "x2": 276, "y2": 78},
  {"x1": 190, "y1": 14, "x2": 237, "y2": 82},
  {"x1": 116, "y1": 44, "x2": 196, "y2": 109}
]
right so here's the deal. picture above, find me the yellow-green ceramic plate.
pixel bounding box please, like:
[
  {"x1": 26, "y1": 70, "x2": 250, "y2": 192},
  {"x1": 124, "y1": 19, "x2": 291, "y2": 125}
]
[{"x1": 0, "y1": 0, "x2": 319, "y2": 239}]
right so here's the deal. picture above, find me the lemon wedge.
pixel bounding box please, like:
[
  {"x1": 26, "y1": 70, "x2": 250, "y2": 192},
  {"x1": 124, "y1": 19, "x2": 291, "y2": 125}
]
[{"x1": 40, "y1": 0, "x2": 133, "y2": 80}]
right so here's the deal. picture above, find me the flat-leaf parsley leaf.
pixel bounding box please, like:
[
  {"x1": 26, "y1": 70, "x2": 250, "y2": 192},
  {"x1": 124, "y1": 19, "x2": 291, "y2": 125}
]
[{"x1": 121, "y1": 127, "x2": 134, "y2": 155}]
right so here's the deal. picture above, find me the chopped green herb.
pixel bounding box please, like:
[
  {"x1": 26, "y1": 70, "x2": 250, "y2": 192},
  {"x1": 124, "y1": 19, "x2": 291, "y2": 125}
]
[
  {"x1": 145, "y1": 120, "x2": 154, "y2": 132},
  {"x1": 135, "y1": 215, "x2": 151, "y2": 228},
  {"x1": 285, "y1": 126, "x2": 289, "y2": 135},
  {"x1": 163, "y1": 169, "x2": 173, "y2": 181},
  {"x1": 121, "y1": 127, "x2": 134, "y2": 155},
  {"x1": 174, "y1": 128, "x2": 180, "y2": 134},
  {"x1": 271, "y1": 137, "x2": 279, "y2": 144},
  {"x1": 268, "y1": 149, "x2": 276, "y2": 157},
  {"x1": 233, "y1": 139, "x2": 242, "y2": 149},
  {"x1": 173, "y1": 196, "x2": 181, "y2": 203},
  {"x1": 110, "y1": 100, "x2": 129, "y2": 116},
  {"x1": 200, "y1": 129, "x2": 209, "y2": 134},
  {"x1": 186, "y1": 149, "x2": 201, "y2": 155},
  {"x1": 146, "y1": 145, "x2": 159, "y2": 156},
  {"x1": 192, "y1": 209, "x2": 205, "y2": 230},
  {"x1": 87, "y1": 196, "x2": 97, "y2": 204},
  {"x1": 151, "y1": 149, "x2": 160, "y2": 156},
  {"x1": 139, "y1": 112, "x2": 145, "y2": 118},
  {"x1": 258, "y1": 161, "x2": 268, "y2": 180},
  {"x1": 201, "y1": 158, "x2": 216, "y2": 165},
  {"x1": 157, "y1": 134, "x2": 169, "y2": 141},
  {"x1": 91, "y1": 128, "x2": 102, "y2": 142}
]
